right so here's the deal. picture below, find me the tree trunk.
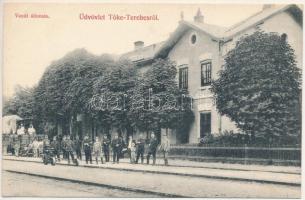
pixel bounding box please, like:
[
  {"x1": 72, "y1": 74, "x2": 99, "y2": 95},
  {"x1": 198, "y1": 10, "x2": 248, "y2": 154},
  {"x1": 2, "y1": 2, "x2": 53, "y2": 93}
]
[
  {"x1": 92, "y1": 119, "x2": 95, "y2": 140},
  {"x1": 69, "y1": 116, "x2": 73, "y2": 136},
  {"x1": 126, "y1": 124, "x2": 133, "y2": 139}
]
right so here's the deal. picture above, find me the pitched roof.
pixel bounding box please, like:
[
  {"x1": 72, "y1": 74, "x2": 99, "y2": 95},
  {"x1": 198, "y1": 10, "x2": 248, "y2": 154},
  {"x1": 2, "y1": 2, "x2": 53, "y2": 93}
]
[
  {"x1": 180, "y1": 21, "x2": 227, "y2": 39},
  {"x1": 120, "y1": 42, "x2": 165, "y2": 63},
  {"x1": 223, "y1": 4, "x2": 302, "y2": 38},
  {"x1": 180, "y1": 4, "x2": 302, "y2": 40},
  {"x1": 121, "y1": 4, "x2": 302, "y2": 62}
]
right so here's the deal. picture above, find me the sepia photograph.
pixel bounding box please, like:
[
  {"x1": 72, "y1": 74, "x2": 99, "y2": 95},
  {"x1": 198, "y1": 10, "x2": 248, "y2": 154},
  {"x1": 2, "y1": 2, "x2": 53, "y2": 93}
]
[{"x1": 1, "y1": 1, "x2": 303, "y2": 198}]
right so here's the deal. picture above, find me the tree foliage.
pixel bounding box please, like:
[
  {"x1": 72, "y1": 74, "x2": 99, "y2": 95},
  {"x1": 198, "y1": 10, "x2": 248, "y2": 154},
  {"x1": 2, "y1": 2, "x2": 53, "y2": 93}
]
[
  {"x1": 132, "y1": 59, "x2": 194, "y2": 138},
  {"x1": 90, "y1": 59, "x2": 137, "y2": 136},
  {"x1": 89, "y1": 58, "x2": 194, "y2": 140},
  {"x1": 3, "y1": 85, "x2": 35, "y2": 119},
  {"x1": 33, "y1": 49, "x2": 114, "y2": 135},
  {"x1": 5, "y1": 48, "x2": 194, "y2": 141},
  {"x1": 211, "y1": 31, "x2": 301, "y2": 144},
  {"x1": 34, "y1": 49, "x2": 113, "y2": 119}
]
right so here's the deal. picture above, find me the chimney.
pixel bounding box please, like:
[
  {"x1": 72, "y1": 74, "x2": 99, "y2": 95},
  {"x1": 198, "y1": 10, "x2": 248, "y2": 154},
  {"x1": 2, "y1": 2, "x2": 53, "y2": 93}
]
[
  {"x1": 262, "y1": 4, "x2": 274, "y2": 10},
  {"x1": 134, "y1": 41, "x2": 144, "y2": 50},
  {"x1": 180, "y1": 11, "x2": 184, "y2": 21},
  {"x1": 194, "y1": 8, "x2": 204, "y2": 23}
]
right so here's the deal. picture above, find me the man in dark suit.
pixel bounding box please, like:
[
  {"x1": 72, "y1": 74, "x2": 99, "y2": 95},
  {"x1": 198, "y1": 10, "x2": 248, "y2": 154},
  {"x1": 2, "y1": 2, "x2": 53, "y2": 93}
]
[
  {"x1": 146, "y1": 132, "x2": 159, "y2": 165},
  {"x1": 83, "y1": 135, "x2": 92, "y2": 164},
  {"x1": 135, "y1": 134, "x2": 145, "y2": 164},
  {"x1": 111, "y1": 134, "x2": 122, "y2": 164},
  {"x1": 102, "y1": 134, "x2": 111, "y2": 162},
  {"x1": 74, "y1": 135, "x2": 82, "y2": 160}
]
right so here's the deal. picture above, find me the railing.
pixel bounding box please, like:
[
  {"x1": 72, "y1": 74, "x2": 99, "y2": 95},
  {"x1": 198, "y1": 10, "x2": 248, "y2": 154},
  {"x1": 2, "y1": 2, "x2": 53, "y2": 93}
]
[{"x1": 169, "y1": 145, "x2": 301, "y2": 165}]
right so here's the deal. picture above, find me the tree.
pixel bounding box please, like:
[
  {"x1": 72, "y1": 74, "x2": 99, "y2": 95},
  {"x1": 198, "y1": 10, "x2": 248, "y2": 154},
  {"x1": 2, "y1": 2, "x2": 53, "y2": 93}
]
[
  {"x1": 64, "y1": 53, "x2": 113, "y2": 115},
  {"x1": 3, "y1": 85, "x2": 35, "y2": 119},
  {"x1": 211, "y1": 31, "x2": 301, "y2": 145},
  {"x1": 89, "y1": 58, "x2": 194, "y2": 142},
  {"x1": 89, "y1": 59, "x2": 137, "y2": 138},
  {"x1": 132, "y1": 58, "x2": 194, "y2": 141},
  {"x1": 3, "y1": 96, "x2": 15, "y2": 116},
  {"x1": 34, "y1": 49, "x2": 113, "y2": 135}
]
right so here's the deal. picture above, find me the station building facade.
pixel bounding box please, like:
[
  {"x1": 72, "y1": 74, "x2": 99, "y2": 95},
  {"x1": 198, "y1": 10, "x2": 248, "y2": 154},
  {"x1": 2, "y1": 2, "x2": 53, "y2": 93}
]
[{"x1": 120, "y1": 4, "x2": 303, "y2": 144}]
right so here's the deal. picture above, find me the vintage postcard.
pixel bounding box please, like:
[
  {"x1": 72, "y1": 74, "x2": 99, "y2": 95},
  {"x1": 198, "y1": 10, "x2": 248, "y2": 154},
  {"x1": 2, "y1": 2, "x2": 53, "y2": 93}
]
[{"x1": 1, "y1": 0, "x2": 303, "y2": 198}]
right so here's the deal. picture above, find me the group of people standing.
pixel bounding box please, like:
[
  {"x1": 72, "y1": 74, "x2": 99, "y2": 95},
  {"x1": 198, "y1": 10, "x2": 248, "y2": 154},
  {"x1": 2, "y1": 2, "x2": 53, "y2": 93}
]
[
  {"x1": 7, "y1": 124, "x2": 37, "y2": 157},
  {"x1": 43, "y1": 131, "x2": 171, "y2": 166}
]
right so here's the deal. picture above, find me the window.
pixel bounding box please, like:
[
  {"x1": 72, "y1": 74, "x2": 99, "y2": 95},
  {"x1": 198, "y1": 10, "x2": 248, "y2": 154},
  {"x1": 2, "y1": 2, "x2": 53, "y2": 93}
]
[
  {"x1": 201, "y1": 61, "x2": 212, "y2": 86},
  {"x1": 191, "y1": 34, "x2": 197, "y2": 44},
  {"x1": 200, "y1": 112, "x2": 211, "y2": 138},
  {"x1": 179, "y1": 66, "x2": 188, "y2": 89}
]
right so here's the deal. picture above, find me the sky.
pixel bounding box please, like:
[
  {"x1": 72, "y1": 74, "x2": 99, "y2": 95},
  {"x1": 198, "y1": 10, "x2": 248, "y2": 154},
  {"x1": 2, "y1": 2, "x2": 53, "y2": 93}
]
[{"x1": 3, "y1": 3, "x2": 266, "y2": 97}]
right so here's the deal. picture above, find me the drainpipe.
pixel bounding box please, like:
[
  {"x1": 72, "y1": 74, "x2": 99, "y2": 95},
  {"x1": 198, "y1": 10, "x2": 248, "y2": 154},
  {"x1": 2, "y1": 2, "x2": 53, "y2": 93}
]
[{"x1": 217, "y1": 39, "x2": 225, "y2": 134}]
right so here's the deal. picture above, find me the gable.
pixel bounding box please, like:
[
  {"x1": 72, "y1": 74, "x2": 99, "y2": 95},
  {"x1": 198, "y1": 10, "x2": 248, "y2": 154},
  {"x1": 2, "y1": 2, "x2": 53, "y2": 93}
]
[
  {"x1": 223, "y1": 4, "x2": 302, "y2": 39},
  {"x1": 168, "y1": 29, "x2": 219, "y2": 60},
  {"x1": 155, "y1": 22, "x2": 225, "y2": 59},
  {"x1": 120, "y1": 4, "x2": 302, "y2": 65}
]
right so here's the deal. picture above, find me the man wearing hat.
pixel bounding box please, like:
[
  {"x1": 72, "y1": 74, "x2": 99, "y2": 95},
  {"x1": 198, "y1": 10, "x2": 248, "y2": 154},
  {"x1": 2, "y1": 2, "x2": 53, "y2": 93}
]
[
  {"x1": 146, "y1": 132, "x2": 159, "y2": 165},
  {"x1": 102, "y1": 134, "x2": 111, "y2": 162},
  {"x1": 111, "y1": 134, "x2": 123, "y2": 164},
  {"x1": 83, "y1": 135, "x2": 92, "y2": 164},
  {"x1": 135, "y1": 134, "x2": 145, "y2": 164}
]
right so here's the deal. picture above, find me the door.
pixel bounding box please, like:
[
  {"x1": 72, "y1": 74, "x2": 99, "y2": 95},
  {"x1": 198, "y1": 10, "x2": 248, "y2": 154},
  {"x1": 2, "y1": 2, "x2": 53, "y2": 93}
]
[{"x1": 200, "y1": 113, "x2": 211, "y2": 138}]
